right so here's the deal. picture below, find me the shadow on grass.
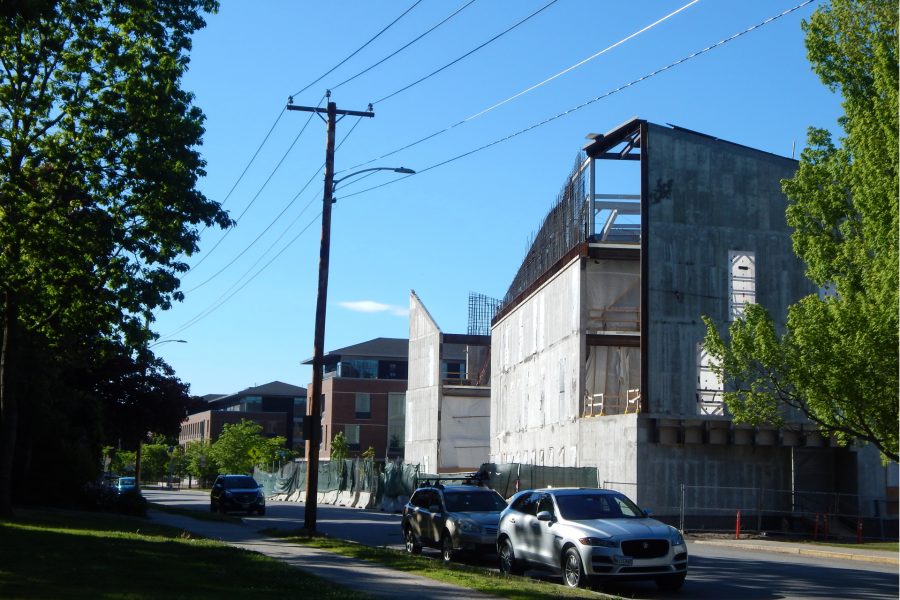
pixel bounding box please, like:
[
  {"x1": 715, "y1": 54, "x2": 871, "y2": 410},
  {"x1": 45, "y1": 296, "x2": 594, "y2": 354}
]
[{"x1": 1, "y1": 512, "x2": 365, "y2": 600}]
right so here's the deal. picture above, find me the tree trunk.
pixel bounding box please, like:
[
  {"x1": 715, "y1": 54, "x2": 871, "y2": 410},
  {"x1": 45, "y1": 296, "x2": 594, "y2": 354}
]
[{"x1": 0, "y1": 294, "x2": 18, "y2": 518}]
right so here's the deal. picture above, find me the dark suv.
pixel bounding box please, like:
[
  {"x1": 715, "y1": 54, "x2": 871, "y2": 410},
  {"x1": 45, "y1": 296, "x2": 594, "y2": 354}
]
[
  {"x1": 401, "y1": 483, "x2": 507, "y2": 562},
  {"x1": 210, "y1": 474, "x2": 266, "y2": 515}
]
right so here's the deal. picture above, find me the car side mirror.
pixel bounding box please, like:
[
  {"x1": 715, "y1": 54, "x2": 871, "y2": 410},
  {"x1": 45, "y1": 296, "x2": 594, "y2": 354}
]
[
  {"x1": 643, "y1": 509, "x2": 654, "y2": 517},
  {"x1": 536, "y1": 510, "x2": 555, "y2": 522}
]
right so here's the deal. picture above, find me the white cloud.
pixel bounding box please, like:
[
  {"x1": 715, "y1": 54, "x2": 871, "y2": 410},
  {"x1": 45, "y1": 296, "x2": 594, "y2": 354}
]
[{"x1": 339, "y1": 300, "x2": 408, "y2": 317}]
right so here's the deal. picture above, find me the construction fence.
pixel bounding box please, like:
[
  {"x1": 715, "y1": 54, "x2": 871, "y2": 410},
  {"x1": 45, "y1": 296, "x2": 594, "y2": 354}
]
[
  {"x1": 255, "y1": 460, "x2": 600, "y2": 511},
  {"x1": 604, "y1": 481, "x2": 898, "y2": 542}
]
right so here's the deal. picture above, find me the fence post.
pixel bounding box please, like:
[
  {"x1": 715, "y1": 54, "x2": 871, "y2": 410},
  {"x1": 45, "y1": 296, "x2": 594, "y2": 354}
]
[
  {"x1": 679, "y1": 483, "x2": 685, "y2": 533},
  {"x1": 757, "y1": 486, "x2": 764, "y2": 533},
  {"x1": 735, "y1": 510, "x2": 742, "y2": 540},
  {"x1": 856, "y1": 518, "x2": 863, "y2": 544},
  {"x1": 813, "y1": 513, "x2": 819, "y2": 540}
]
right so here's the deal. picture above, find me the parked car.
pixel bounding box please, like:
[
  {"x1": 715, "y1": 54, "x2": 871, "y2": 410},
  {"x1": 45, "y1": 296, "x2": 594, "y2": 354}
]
[
  {"x1": 402, "y1": 483, "x2": 508, "y2": 561},
  {"x1": 497, "y1": 488, "x2": 688, "y2": 591},
  {"x1": 115, "y1": 477, "x2": 137, "y2": 494},
  {"x1": 210, "y1": 474, "x2": 266, "y2": 515}
]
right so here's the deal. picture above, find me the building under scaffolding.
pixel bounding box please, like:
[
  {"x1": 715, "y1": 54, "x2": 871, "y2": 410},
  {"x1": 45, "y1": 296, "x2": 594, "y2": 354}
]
[{"x1": 490, "y1": 118, "x2": 891, "y2": 520}]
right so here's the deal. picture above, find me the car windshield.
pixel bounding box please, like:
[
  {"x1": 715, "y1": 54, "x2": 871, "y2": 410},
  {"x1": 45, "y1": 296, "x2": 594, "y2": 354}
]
[
  {"x1": 118, "y1": 478, "x2": 134, "y2": 485},
  {"x1": 224, "y1": 476, "x2": 258, "y2": 489},
  {"x1": 555, "y1": 493, "x2": 644, "y2": 520},
  {"x1": 443, "y1": 490, "x2": 507, "y2": 512}
]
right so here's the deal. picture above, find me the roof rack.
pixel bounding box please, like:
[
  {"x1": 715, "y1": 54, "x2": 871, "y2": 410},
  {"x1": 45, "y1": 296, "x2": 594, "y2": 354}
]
[{"x1": 417, "y1": 472, "x2": 484, "y2": 488}]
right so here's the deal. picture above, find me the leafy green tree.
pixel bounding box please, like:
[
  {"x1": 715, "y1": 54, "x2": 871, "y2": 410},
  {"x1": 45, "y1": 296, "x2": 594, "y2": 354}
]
[
  {"x1": 103, "y1": 446, "x2": 136, "y2": 476},
  {"x1": 0, "y1": 0, "x2": 230, "y2": 516},
  {"x1": 141, "y1": 438, "x2": 170, "y2": 483},
  {"x1": 209, "y1": 420, "x2": 285, "y2": 474},
  {"x1": 184, "y1": 439, "x2": 218, "y2": 487},
  {"x1": 705, "y1": 0, "x2": 898, "y2": 462},
  {"x1": 169, "y1": 444, "x2": 188, "y2": 481},
  {"x1": 249, "y1": 435, "x2": 289, "y2": 471}
]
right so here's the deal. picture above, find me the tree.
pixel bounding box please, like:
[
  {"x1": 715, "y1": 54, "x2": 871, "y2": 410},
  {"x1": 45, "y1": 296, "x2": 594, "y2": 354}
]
[
  {"x1": 184, "y1": 439, "x2": 218, "y2": 487},
  {"x1": 0, "y1": 0, "x2": 230, "y2": 516},
  {"x1": 209, "y1": 420, "x2": 286, "y2": 474},
  {"x1": 704, "y1": 0, "x2": 898, "y2": 463},
  {"x1": 140, "y1": 436, "x2": 170, "y2": 483}
]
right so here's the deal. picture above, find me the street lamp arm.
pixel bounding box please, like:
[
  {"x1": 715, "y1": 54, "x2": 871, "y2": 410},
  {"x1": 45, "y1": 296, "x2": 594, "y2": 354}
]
[{"x1": 332, "y1": 166, "x2": 415, "y2": 191}]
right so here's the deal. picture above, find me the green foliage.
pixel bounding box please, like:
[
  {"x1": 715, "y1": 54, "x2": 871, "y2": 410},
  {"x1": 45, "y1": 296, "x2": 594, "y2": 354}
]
[
  {"x1": 361, "y1": 446, "x2": 376, "y2": 460},
  {"x1": 140, "y1": 441, "x2": 170, "y2": 483},
  {"x1": 330, "y1": 431, "x2": 349, "y2": 463},
  {"x1": 0, "y1": 0, "x2": 230, "y2": 516},
  {"x1": 184, "y1": 440, "x2": 218, "y2": 486},
  {"x1": 705, "y1": 0, "x2": 898, "y2": 463},
  {"x1": 103, "y1": 447, "x2": 136, "y2": 475},
  {"x1": 209, "y1": 420, "x2": 286, "y2": 474}
]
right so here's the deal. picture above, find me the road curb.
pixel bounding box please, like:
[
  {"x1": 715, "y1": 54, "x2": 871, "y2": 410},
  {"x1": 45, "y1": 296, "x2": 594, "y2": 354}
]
[{"x1": 691, "y1": 540, "x2": 899, "y2": 566}]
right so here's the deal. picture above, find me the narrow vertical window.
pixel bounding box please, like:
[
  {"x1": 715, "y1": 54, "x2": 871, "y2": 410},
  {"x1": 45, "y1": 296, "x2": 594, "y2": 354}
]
[
  {"x1": 355, "y1": 393, "x2": 371, "y2": 419},
  {"x1": 729, "y1": 251, "x2": 756, "y2": 320},
  {"x1": 697, "y1": 342, "x2": 724, "y2": 415}
]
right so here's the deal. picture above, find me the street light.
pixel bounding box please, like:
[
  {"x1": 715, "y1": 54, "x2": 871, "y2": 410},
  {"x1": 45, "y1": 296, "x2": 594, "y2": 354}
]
[
  {"x1": 331, "y1": 166, "x2": 415, "y2": 196},
  {"x1": 304, "y1": 165, "x2": 415, "y2": 533},
  {"x1": 149, "y1": 339, "x2": 187, "y2": 348}
]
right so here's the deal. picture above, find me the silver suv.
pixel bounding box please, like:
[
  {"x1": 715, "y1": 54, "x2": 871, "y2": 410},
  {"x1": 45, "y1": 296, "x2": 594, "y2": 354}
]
[
  {"x1": 497, "y1": 488, "x2": 687, "y2": 590},
  {"x1": 401, "y1": 483, "x2": 508, "y2": 562}
]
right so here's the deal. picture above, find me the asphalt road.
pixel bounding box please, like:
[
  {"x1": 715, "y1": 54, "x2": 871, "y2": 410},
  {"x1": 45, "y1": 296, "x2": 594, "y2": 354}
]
[{"x1": 145, "y1": 488, "x2": 898, "y2": 600}]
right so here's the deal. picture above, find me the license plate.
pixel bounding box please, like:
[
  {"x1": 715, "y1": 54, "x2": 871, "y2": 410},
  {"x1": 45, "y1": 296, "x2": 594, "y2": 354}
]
[{"x1": 613, "y1": 555, "x2": 633, "y2": 566}]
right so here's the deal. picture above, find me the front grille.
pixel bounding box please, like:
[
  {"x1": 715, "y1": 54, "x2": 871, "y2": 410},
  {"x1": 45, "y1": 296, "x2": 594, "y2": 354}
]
[
  {"x1": 232, "y1": 492, "x2": 257, "y2": 503},
  {"x1": 620, "y1": 566, "x2": 670, "y2": 574},
  {"x1": 622, "y1": 539, "x2": 669, "y2": 559}
]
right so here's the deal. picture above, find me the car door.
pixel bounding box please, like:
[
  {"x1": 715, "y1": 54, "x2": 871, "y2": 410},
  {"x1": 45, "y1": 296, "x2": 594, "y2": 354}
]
[
  {"x1": 415, "y1": 490, "x2": 441, "y2": 546},
  {"x1": 505, "y1": 492, "x2": 540, "y2": 561},
  {"x1": 531, "y1": 493, "x2": 561, "y2": 567}
]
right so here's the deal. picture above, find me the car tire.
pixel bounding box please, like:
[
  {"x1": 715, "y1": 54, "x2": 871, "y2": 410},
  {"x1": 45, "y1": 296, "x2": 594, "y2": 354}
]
[
  {"x1": 562, "y1": 547, "x2": 587, "y2": 589},
  {"x1": 404, "y1": 527, "x2": 422, "y2": 555},
  {"x1": 209, "y1": 502, "x2": 216, "y2": 512},
  {"x1": 656, "y1": 573, "x2": 686, "y2": 591},
  {"x1": 440, "y1": 532, "x2": 455, "y2": 562},
  {"x1": 498, "y1": 538, "x2": 525, "y2": 576}
]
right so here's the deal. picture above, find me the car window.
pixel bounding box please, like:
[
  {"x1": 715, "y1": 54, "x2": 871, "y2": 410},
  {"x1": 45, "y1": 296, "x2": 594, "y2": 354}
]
[
  {"x1": 224, "y1": 476, "x2": 258, "y2": 489},
  {"x1": 510, "y1": 492, "x2": 541, "y2": 516},
  {"x1": 443, "y1": 490, "x2": 507, "y2": 512},
  {"x1": 536, "y1": 494, "x2": 555, "y2": 516},
  {"x1": 555, "y1": 493, "x2": 643, "y2": 520}
]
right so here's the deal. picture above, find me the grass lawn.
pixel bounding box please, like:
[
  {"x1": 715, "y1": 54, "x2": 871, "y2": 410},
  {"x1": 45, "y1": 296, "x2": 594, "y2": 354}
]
[
  {"x1": 0, "y1": 508, "x2": 367, "y2": 600},
  {"x1": 807, "y1": 540, "x2": 899, "y2": 553},
  {"x1": 264, "y1": 528, "x2": 621, "y2": 600}
]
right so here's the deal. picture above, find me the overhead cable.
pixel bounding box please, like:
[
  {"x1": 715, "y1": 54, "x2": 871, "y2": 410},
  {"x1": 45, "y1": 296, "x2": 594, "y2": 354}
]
[
  {"x1": 331, "y1": 0, "x2": 479, "y2": 93},
  {"x1": 186, "y1": 115, "x2": 365, "y2": 293},
  {"x1": 291, "y1": 0, "x2": 423, "y2": 99},
  {"x1": 338, "y1": 0, "x2": 818, "y2": 199},
  {"x1": 340, "y1": 0, "x2": 700, "y2": 173},
  {"x1": 189, "y1": 95, "x2": 324, "y2": 272},
  {"x1": 370, "y1": 0, "x2": 561, "y2": 106}
]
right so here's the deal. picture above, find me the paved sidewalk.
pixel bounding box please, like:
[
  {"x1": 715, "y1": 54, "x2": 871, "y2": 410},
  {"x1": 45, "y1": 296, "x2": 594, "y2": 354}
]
[
  {"x1": 147, "y1": 510, "x2": 498, "y2": 599},
  {"x1": 690, "y1": 536, "x2": 899, "y2": 566}
]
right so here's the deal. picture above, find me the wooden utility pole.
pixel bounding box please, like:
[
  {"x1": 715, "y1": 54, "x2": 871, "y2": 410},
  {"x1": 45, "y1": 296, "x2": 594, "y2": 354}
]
[{"x1": 287, "y1": 95, "x2": 373, "y2": 533}]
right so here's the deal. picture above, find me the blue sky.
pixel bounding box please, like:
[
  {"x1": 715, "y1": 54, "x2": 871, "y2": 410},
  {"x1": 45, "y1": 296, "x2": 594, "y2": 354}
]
[{"x1": 151, "y1": 0, "x2": 843, "y2": 396}]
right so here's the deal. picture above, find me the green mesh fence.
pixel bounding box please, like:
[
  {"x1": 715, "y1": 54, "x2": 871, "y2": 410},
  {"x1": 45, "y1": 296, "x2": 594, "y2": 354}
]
[{"x1": 477, "y1": 463, "x2": 599, "y2": 498}]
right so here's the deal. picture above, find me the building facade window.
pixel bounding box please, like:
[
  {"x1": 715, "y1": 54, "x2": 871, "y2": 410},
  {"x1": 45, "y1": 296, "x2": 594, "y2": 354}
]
[
  {"x1": 355, "y1": 393, "x2": 371, "y2": 419},
  {"x1": 345, "y1": 424, "x2": 360, "y2": 450},
  {"x1": 729, "y1": 251, "x2": 756, "y2": 320},
  {"x1": 441, "y1": 360, "x2": 465, "y2": 381},
  {"x1": 697, "y1": 342, "x2": 724, "y2": 415},
  {"x1": 388, "y1": 392, "x2": 406, "y2": 452},
  {"x1": 338, "y1": 359, "x2": 378, "y2": 379}
]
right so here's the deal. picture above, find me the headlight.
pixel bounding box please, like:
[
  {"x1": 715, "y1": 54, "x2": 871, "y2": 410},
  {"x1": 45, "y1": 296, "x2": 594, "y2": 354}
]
[
  {"x1": 671, "y1": 529, "x2": 685, "y2": 546},
  {"x1": 579, "y1": 537, "x2": 617, "y2": 548},
  {"x1": 458, "y1": 519, "x2": 481, "y2": 533},
  {"x1": 223, "y1": 491, "x2": 233, "y2": 497}
]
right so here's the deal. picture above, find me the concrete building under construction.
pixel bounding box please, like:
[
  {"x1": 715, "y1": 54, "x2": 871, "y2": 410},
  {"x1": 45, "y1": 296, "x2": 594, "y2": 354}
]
[{"x1": 490, "y1": 119, "x2": 891, "y2": 520}]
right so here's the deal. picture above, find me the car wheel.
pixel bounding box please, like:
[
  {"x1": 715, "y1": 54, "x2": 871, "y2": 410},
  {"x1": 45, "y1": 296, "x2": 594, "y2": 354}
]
[
  {"x1": 440, "y1": 532, "x2": 455, "y2": 562},
  {"x1": 563, "y1": 547, "x2": 587, "y2": 589},
  {"x1": 656, "y1": 573, "x2": 686, "y2": 591},
  {"x1": 209, "y1": 502, "x2": 216, "y2": 512},
  {"x1": 498, "y1": 538, "x2": 525, "y2": 576},
  {"x1": 404, "y1": 527, "x2": 422, "y2": 555}
]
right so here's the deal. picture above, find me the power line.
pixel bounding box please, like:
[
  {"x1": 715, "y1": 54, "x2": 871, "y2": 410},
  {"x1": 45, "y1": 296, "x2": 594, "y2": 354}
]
[
  {"x1": 371, "y1": 0, "x2": 561, "y2": 106},
  {"x1": 340, "y1": 0, "x2": 700, "y2": 174},
  {"x1": 291, "y1": 0, "x2": 423, "y2": 100},
  {"x1": 339, "y1": 0, "x2": 818, "y2": 199},
  {"x1": 331, "y1": 0, "x2": 479, "y2": 93},
  {"x1": 186, "y1": 115, "x2": 366, "y2": 293},
  {"x1": 189, "y1": 95, "x2": 324, "y2": 273}
]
